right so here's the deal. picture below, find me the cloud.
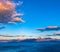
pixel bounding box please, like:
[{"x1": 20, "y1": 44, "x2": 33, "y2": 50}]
[
  {"x1": 13, "y1": 17, "x2": 24, "y2": 22},
  {"x1": 54, "y1": 32, "x2": 60, "y2": 36},
  {"x1": 0, "y1": 0, "x2": 24, "y2": 24},
  {"x1": 36, "y1": 28, "x2": 45, "y2": 31},
  {"x1": 47, "y1": 26, "x2": 58, "y2": 28},
  {"x1": 8, "y1": 21, "x2": 16, "y2": 24},
  {"x1": 0, "y1": 35, "x2": 19, "y2": 37},
  {"x1": 46, "y1": 26, "x2": 60, "y2": 31},
  {"x1": 37, "y1": 26, "x2": 60, "y2": 31}
]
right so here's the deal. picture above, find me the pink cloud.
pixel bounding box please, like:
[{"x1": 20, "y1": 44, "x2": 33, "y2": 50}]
[{"x1": 0, "y1": 0, "x2": 24, "y2": 24}]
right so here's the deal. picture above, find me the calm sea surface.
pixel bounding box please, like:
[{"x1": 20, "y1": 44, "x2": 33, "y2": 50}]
[{"x1": 0, "y1": 41, "x2": 60, "y2": 52}]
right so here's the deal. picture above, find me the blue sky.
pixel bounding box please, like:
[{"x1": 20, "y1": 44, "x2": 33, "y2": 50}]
[{"x1": 0, "y1": 0, "x2": 60, "y2": 37}]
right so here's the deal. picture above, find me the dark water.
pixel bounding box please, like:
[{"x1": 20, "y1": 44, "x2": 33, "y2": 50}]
[{"x1": 0, "y1": 41, "x2": 60, "y2": 52}]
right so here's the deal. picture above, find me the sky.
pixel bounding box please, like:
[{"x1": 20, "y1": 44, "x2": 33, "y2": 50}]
[{"x1": 0, "y1": 0, "x2": 60, "y2": 38}]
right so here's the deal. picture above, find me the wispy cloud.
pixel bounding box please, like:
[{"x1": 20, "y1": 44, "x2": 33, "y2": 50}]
[
  {"x1": 54, "y1": 32, "x2": 60, "y2": 36},
  {"x1": 0, "y1": 35, "x2": 19, "y2": 37},
  {"x1": 37, "y1": 26, "x2": 60, "y2": 31}
]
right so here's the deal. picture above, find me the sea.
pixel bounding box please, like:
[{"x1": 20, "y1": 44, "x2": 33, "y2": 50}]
[{"x1": 0, "y1": 41, "x2": 60, "y2": 52}]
